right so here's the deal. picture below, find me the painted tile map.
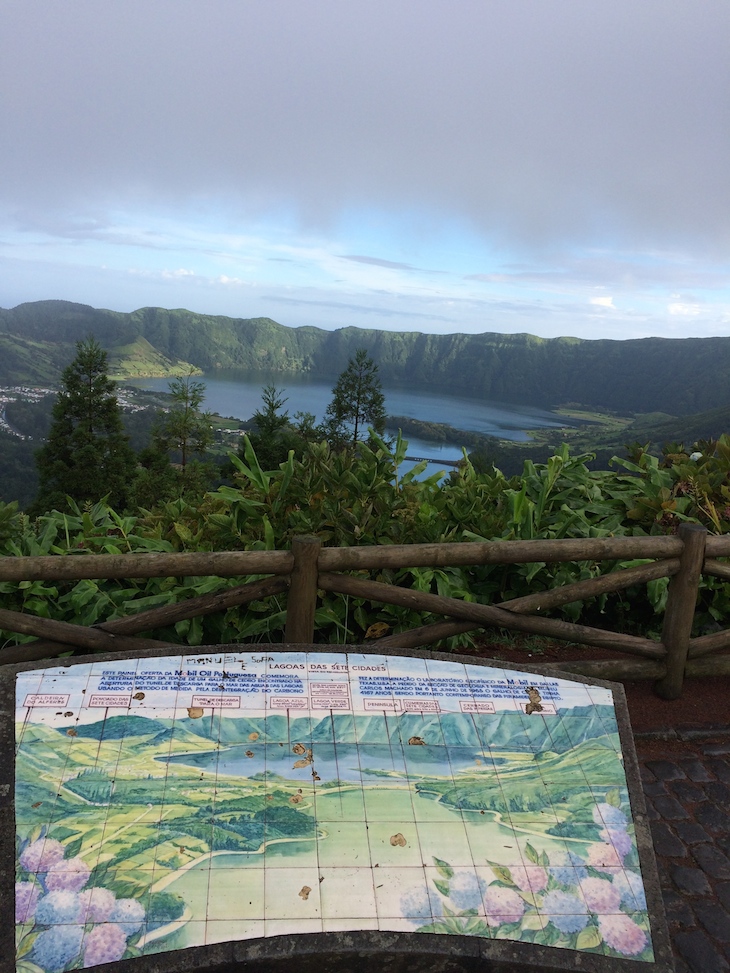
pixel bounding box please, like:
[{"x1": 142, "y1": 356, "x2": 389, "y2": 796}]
[{"x1": 14, "y1": 652, "x2": 654, "y2": 970}]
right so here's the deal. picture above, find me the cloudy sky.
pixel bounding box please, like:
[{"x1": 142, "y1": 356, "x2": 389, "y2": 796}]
[{"x1": 1, "y1": 1, "x2": 729, "y2": 340}]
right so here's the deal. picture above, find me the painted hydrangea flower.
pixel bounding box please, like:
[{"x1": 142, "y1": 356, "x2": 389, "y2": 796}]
[
  {"x1": 448, "y1": 871, "x2": 486, "y2": 910},
  {"x1": 109, "y1": 897, "x2": 145, "y2": 937},
  {"x1": 549, "y1": 851, "x2": 589, "y2": 886},
  {"x1": 592, "y1": 803, "x2": 628, "y2": 831},
  {"x1": 78, "y1": 886, "x2": 117, "y2": 923},
  {"x1": 483, "y1": 886, "x2": 525, "y2": 926},
  {"x1": 598, "y1": 912, "x2": 648, "y2": 955},
  {"x1": 19, "y1": 837, "x2": 66, "y2": 873},
  {"x1": 600, "y1": 828, "x2": 633, "y2": 860},
  {"x1": 32, "y1": 924, "x2": 84, "y2": 972},
  {"x1": 580, "y1": 877, "x2": 622, "y2": 914},
  {"x1": 45, "y1": 855, "x2": 91, "y2": 892},
  {"x1": 15, "y1": 881, "x2": 40, "y2": 923},
  {"x1": 612, "y1": 870, "x2": 647, "y2": 911},
  {"x1": 400, "y1": 885, "x2": 444, "y2": 924},
  {"x1": 509, "y1": 865, "x2": 548, "y2": 893},
  {"x1": 82, "y1": 923, "x2": 129, "y2": 966},
  {"x1": 586, "y1": 841, "x2": 624, "y2": 869},
  {"x1": 34, "y1": 889, "x2": 83, "y2": 925},
  {"x1": 542, "y1": 889, "x2": 590, "y2": 934}
]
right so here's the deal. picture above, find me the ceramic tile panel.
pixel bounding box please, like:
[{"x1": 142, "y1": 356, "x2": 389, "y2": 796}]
[{"x1": 13, "y1": 650, "x2": 657, "y2": 969}]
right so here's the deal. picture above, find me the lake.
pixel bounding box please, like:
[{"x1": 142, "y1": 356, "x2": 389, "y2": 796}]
[{"x1": 128, "y1": 371, "x2": 568, "y2": 473}]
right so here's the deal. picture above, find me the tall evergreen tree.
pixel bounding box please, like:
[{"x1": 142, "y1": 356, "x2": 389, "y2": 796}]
[
  {"x1": 31, "y1": 337, "x2": 137, "y2": 514},
  {"x1": 324, "y1": 349, "x2": 386, "y2": 449}
]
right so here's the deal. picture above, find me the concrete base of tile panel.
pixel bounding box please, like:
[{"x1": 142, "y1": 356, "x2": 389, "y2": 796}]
[{"x1": 3, "y1": 644, "x2": 674, "y2": 973}]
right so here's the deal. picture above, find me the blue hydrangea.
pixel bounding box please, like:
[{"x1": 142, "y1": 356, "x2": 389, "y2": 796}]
[
  {"x1": 34, "y1": 889, "x2": 82, "y2": 925},
  {"x1": 400, "y1": 885, "x2": 444, "y2": 925},
  {"x1": 448, "y1": 871, "x2": 486, "y2": 910},
  {"x1": 32, "y1": 924, "x2": 84, "y2": 972},
  {"x1": 542, "y1": 890, "x2": 590, "y2": 934},
  {"x1": 549, "y1": 851, "x2": 589, "y2": 886},
  {"x1": 613, "y1": 870, "x2": 647, "y2": 911},
  {"x1": 109, "y1": 897, "x2": 145, "y2": 937},
  {"x1": 592, "y1": 802, "x2": 628, "y2": 831}
]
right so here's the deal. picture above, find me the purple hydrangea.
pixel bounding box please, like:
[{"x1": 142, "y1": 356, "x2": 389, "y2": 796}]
[
  {"x1": 19, "y1": 837, "x2": 66, "y2": 874},
  {"x1": 600, "y1": 828, "x2": 633, "y2": 860},
  {"x1": 612, "y1": 870, "x2": 647, "y2": 911},
  {"x1": 15, "y1": 881, "x2": 40, "y2": 923},
  {"x1": 448, "y1": 871, "x2": 486, "y2": 910},
  {"x1": 483, "y1": 886, "x2": 525, "y2": 926},
  {"x1": 108, "y1": 897, "x2": 145, "y2": 937},
  {"x1": 598, "y1": 912, "x2": 648, "y2": 955},
  {"x1": 542, "y1": 889, "x2": 589, "y2": 934},
  {"x1": 586, "y1": 841, "x2": 623, "y2": 869},
  {"x1": 78, "y1": 886, "x2": 117, "y2": 923},
  {"x1": 592, "y1": 803, "x2": 628, "y2": 831},
  {"x1": 580, "y1": 876, "x2": 622, "y2": 914},
  {"x1": 45, "y1": 856, "x2": 91, "y2": 893},
  {"x1": 32, "y1": 924, "x2": 84, "y2": 972},
  {"x1": 82, "y1": 923, "x2": 129, "y2": 966},
  {"x1": 509, "y1": 865, "x2": 548, "y2": 893},
  {"x1": 34, "y1": 889, "x2": 82, "y2": 925}
]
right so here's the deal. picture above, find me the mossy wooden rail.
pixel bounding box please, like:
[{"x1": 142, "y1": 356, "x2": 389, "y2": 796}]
[{"x1": 2, "y1": 524, "x2": 730, "y2": 698}]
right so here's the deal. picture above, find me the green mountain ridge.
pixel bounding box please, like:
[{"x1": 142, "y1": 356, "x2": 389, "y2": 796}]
[{"x1": 3, "y1": 298, "x2": 730, "y2": 414}]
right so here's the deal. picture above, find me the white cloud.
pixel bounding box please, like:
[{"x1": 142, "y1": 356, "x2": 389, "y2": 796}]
[
  {"x1": 590, "y1": 296, "x2": 615, "y2": 309},
  {"x1": 668, "y1": 302, "x2": 701, "y2": 316}
]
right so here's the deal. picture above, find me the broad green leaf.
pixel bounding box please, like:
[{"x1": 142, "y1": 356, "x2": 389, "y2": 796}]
[{"x1": 432, "y1": 856, "x2": 454, "y2": 879}]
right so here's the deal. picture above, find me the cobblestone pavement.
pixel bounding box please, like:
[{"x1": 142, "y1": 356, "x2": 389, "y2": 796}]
[{"x1": 635, "y1": 730, "x2": 730, "y2": 973}]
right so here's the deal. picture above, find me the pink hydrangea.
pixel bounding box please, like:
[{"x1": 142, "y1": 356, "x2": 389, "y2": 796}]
[
  {"x1": 580, "y1": 877, "x2": 622, "y2": 914},
  {"x1": 509, "y1": 865, "x2": 548, "y2": 893},
  {"x1": 78, "y1": 887, "x2": 117, "y2": 923},
  {"x1": 19, "y1": 837, "x2": 65, "y2": 873},
  {"x1": 15, "y1": 881, "x2": 40, "y2": 923},
  {"x1": 586, "y1": 841, "x2": 623, "y2": 869},
  {"x1": 483, "y1": 886, "x2": 526, "y2": 926},
  {"x1": 82, "y1": 923, "x2": 128, "y2": 967},
  {"x1": 45, "y1": 856, "x2": 91, "y2": 893},
  {"x1": 598, "y1": 913, "x2": 648, "y2": 955},
  {"x1": 600, "y1": 828, "x2": 633, "y2": 860}
]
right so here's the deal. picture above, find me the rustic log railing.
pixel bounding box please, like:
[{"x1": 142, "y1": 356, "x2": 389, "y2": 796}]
[{"x1": 1, "y1": 523, "x2": 730, "y2": 698}]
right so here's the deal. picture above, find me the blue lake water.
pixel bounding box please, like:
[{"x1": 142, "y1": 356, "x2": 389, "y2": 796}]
[
  {"x1": 128, "y1": 371, "x2": 568, "y2": 474},
  {"x1": 165, "y1": 741, "x2": 485, "y2": 782}
]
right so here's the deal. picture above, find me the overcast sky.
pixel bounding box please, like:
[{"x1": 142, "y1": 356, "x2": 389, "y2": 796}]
[{"x1": 1, "y1": 1, "x2": 729, "y2": 340}]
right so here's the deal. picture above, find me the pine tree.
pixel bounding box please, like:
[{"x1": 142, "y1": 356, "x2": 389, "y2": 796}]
[
  {"x1": 32, "y1": 337, "x2": 137, "y2": 514},
  {"x1": 324, "y1": 349, "x2": 386, "y2": 449}
]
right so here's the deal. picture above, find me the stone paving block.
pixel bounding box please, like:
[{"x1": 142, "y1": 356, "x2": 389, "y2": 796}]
[
  {"x1": 707, "y1": 758, "x2": 730, "y2": 783},
  {"x1": 671, "y1": 780, "x2": 710, "y2": 803},
  {"x1": 654, "y1": 794, "x2": 692, "y2": 820},
  {"x1": 647, "y1": 759, "x2": 688, "y2": 781},
  {"x1": 676, "y1": 822, "x2": 713, "y2": 845},
  {"x1": 662, "y1": 889, "x2": 697, "y2": 928},
  {"x1": 671, "y1": 865, "x2": 713, "y2": 895},
  {"x1": 706, "y1": 781, "x2": 730, "y2": 804},
  {"x1": 679, "y1": 759, "x2": 716, "y2": 782},
  {"x1": 644, "y1": 780, "x2": 670, "y2": 798},
  {"x1": 717, "y1": 882, "x2": 730, "y2": 913},
  {"x1": 675, "y1": 929, "x2": 730, "y2": 973},
  {"x1": 692, "y1": 844, "x2": 730, "y2": 880},
  {"x1": 640, "y1": 765, "x2": 657, "y2": 783},
  {"x1": 696, "y1": 804, "x2": 730, "y2": 835},
  {"x1": 696, "y1": 903, "x2": 730, "y2": 943},
  {"x1": 651, "y1": 820, "x2": 688, "y2": 857}
]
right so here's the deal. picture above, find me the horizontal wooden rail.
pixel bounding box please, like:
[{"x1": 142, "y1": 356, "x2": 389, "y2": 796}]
[
  {"x1": 0, "y1": 608, "x2": 174, "y2": 656},
  {"x1": 0, "y1": 550, "x2": 293, "y2": 582},
  {"x1": 318, "y1": 572, "x2": 666, "y2": 659}
]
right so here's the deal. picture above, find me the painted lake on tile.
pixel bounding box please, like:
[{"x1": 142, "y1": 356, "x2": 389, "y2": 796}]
[{"x1": 15, "y1": 652, "x2": 655, "y2": 969}]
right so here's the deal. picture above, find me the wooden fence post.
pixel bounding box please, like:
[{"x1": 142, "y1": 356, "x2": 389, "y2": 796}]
[
  {"x1": 285, "y1": 536, "x2": 321, "y2": 643},
  {"x1": 655, "y1": 523, "x2": 707, "y2": 700}
]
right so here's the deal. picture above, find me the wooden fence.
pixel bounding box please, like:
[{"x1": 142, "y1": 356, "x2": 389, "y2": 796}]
[{"x1": 2, "y1": 522, "x2": 730, "y2": 699}]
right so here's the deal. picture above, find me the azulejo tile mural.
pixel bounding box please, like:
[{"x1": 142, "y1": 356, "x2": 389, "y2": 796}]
[{"x1": 12, "y1": 650, "x2": 660, "y2": 970}]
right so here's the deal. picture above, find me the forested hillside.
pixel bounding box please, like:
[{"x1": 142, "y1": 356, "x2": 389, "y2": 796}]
[{"x1": 2, "y1": 299, "x2": 730, "y2": 414}]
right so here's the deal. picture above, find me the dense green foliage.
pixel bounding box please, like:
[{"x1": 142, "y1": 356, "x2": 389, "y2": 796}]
[
  {"x1": 30, "y1": 338, "x2": 137, "y2": 515},
  {"x1": 4, "y1": 433, "x2": 730, "y2": 654},
  {"x1": 6, "y1": 299, "x2": 730, "y2": 413}
]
